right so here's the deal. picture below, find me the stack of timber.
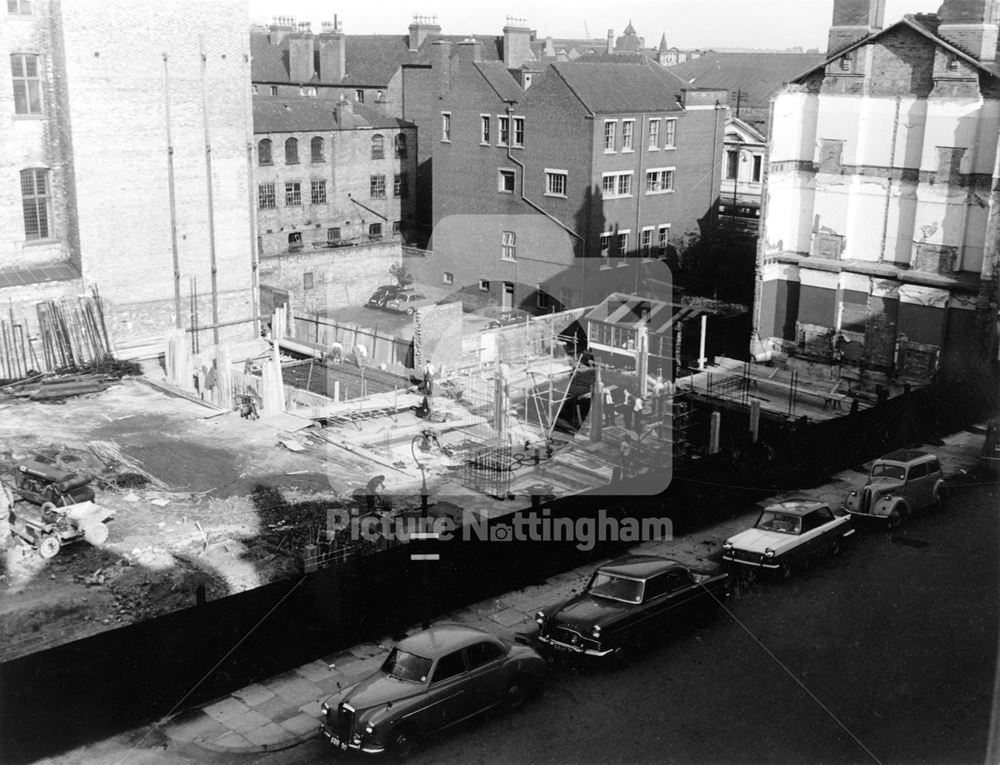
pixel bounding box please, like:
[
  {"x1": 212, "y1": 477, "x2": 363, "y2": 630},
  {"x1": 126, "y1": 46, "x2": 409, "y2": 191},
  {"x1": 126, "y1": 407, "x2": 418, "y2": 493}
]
[
  {"x1": 0, "y1": 290, "x2": 114, "y2": 382},
  {"x1": 6, "y1": 373, "x2": 115, "y2": 400}
]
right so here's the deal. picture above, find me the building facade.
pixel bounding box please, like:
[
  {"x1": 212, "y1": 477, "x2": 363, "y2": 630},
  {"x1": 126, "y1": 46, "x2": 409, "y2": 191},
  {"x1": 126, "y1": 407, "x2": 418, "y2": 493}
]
[
  {"x1": 719, "y1": 117, "x2": 767, "y2": 235},
  {"x1": 405, "y1": 46, "x2": 726, "y2": 311},
  {"x1": 1, "y1": 0, "x2": 255, "y2": 349},
  {"x1": 754, "y1": 0, "x2": 1000, "y2": 382}
]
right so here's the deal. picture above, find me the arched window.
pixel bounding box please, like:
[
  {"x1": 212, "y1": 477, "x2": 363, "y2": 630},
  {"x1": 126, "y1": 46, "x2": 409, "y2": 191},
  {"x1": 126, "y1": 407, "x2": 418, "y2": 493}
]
[
  {"x1": 394, "y1": 133, "x2": 407, "y2": 158},
  {"x1": 257, "y1": 138, "x2": 272, "y2": 166},
  {"x1": 285, "y1": 137, "x2": 299, "y2": 164},
  {"x1": 311, "y1": 136, "x2": 324, "y2": 163},
  {"x1": 371, "y1": 134, "x2": 384, "y2": 160}
]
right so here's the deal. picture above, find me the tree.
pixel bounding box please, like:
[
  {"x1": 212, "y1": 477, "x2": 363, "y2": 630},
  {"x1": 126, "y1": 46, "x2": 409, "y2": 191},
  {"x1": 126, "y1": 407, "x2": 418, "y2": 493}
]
[{"x1": 389, "y1": 263, "x2": 414, "y2": 289}]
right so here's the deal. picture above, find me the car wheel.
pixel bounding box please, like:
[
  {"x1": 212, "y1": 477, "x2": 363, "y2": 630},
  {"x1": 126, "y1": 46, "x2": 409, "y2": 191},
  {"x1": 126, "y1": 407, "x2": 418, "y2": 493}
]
[
  {"x1": 504, "y1": 675, "x2": 530, "y2": 711},
  {"x1": 933, "y1": 488, "x2": 947, "y2": 511},
  {"x1": 38, "y1": 534, "x2": 61, "y2": 559},
  {"x1": 886, "y1": 507, "x2": 902, "y2": 529},
  {"x1": 406, "y1": 307, "x2": 415, "y2": 315},
  {"x1": 389, "y1": 726, "x2": 416, "y2": 761}
]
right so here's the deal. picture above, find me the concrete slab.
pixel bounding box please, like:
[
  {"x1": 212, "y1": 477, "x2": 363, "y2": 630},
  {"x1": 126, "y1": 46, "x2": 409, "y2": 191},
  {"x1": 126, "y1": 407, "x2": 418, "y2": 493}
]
[
  {"x1": 295, "y1": 660, "x2": 333, "y2": 683},
  {"x1": 202, "y1": 696, "x2": 250, "y2": 724},
  {"x1": 227, "y1": 708, "x2": 273, "y2": 734},
  {"x1": 491, "y1": 607, "x2": 530, "y2": 628},
  {"x1": 231, "y1": 683, "x2": 276, "y2": 708},
  {"x1": 244, "y1": 722, "x2": 293, "y2": 748},
  {"x1": 167, "y1": 712, "x2": 223, "y2": 742},
  {"x1": 280, "y1": 712, "x2": 321, "y2": 737},
  {"x1": 213, "y1": 730, "x2": 251, "y2": 749},
  {"x1": 299, "y1": 700, "x2": 324, "y2": 717},
  {"x1": 251, "y1": 694, "x2": 301, "y2": 724},
  {"x1": 269, "y1": 676, "x2": 322, "y2": 705}
]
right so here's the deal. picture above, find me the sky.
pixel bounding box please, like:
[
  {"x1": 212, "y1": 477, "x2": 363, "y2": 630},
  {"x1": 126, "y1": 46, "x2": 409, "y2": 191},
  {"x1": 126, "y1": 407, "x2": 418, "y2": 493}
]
[{"x1": 247, "y1": 0, "x2": 945, "y2": 52}]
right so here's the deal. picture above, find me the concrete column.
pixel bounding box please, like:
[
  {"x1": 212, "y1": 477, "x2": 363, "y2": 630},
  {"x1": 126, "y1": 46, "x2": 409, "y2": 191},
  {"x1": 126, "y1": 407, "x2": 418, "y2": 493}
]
[{"x1": 709, "y1": 410, "x2": 721, "y2": 454}]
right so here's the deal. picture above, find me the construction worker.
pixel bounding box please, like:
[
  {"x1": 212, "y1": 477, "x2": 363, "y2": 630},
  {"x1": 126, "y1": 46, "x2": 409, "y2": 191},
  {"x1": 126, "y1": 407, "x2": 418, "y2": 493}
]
[{"x1": 603, "y1": 385, "x2": 616, "y2": 426}]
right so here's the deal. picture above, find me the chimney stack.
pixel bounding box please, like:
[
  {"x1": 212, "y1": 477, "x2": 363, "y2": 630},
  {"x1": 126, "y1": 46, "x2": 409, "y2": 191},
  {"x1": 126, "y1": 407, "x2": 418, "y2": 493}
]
[
  {"x1": 937, "y1": 0, "x2": 999, "y2": 61},
  {"x1": 317, "y1": 20, "x2": 346, "y2": 83},
  {"x1": 606, "y1": 29, "x2": 614, "y2": 54},
  {"x1": 827, "y1": 0, "x2": 886, "y2": 55},
  {"x1": 432, "y1": 40, "x2": 452, "y2": 96},
  {"x1": 269, "y1": 15, "x2": 295, "y2": 44},
  {"x1": 409, "y1": 14, "x2": 442, "y2": 51},
  {"x1": 456, "y1": 37, "x2": 483, "y2": 63},
  {"x1": 288, "y1": 31, "x2": 315, "y2": 83},
  {"x1": 503, "y1": 17, "x2": 534, "y2": 69}
]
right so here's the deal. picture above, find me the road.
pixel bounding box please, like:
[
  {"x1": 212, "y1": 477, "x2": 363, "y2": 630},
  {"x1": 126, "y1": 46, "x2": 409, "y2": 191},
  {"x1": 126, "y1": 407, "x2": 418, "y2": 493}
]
[{"x1": 55, "y1": 479, "x2": 998, "y2": 765}]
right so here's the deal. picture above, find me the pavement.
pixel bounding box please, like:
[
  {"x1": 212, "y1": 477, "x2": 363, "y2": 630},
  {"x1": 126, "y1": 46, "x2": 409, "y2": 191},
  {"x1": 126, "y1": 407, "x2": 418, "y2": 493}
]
[{"x1": 158, "y1": 426, "x2": 990, "y2": 754}]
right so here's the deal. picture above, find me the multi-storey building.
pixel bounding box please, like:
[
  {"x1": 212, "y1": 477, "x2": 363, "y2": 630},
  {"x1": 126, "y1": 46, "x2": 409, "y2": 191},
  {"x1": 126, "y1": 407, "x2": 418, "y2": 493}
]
[
  {"x1": 403, "y1": 44, "x2": 726, "y2": 311},
  {"x1": 754, "y1": 0, "x2": 1000, "y2": 382},
  {"x1": 1, "y1": 0, "x2": 255, "y2": 348},
  {"x1": 252, "y1": 97, "x2": 417, "y2": 312}
]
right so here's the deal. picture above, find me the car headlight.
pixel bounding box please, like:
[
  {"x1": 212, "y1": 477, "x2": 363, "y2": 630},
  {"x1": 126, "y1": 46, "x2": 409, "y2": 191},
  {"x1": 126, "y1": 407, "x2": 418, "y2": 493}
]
[
  {"x1": 764, "y1": 548, "x2": 775, "y2": 558},
  {"x1": 364, "y1": 722, "x2": 375, "y2": 736},
  {"x1": 591, "y1": 625, "x2": 601, "y2": 639},
  {"x1": 535, "y1": 611, "x2": 545, "y2": 624},
  {"x1": 321, "y1": 702, "x2": 329, "y2": 714},
  {"x1": 722, "y1": 541, "x2": 733, "y2": 550}
]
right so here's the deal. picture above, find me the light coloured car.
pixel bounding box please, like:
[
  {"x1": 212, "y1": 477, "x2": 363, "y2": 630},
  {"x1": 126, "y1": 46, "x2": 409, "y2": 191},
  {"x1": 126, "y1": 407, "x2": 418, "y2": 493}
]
[
  {"x1": 319, "y1": 624, "x2": 547, "y2": 759},
  {"x1": 384, "y1": 292, "x2": 434, "y2": 314},
  {"x1": 842, "y1": 449, "x2": 946, "y2": 527},
  {"x1": 722, "y1": 499, "x2": 854, "y2": 579}
]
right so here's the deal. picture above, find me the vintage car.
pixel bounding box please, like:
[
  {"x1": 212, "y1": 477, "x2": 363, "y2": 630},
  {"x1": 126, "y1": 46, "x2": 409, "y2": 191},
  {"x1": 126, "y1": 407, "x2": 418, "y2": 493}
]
[
  {"x1": 384, "y1": 292, "x2": 435, "y2": 315},
  {"x1": 534, "y1": 555, "x2": 729, "y2": 659},
  {"x1": 842, "y1": 449, "x2": 946, "y2": 527},
  {"x1": 365, "y1": 284, "x2": 407, "y2": 309},
  {"x1": 319, "y1": 624, "x2": 547, "y2": 759},
  {"x1": 722, "y1": 499, "x2": 854, "y2": 578}
]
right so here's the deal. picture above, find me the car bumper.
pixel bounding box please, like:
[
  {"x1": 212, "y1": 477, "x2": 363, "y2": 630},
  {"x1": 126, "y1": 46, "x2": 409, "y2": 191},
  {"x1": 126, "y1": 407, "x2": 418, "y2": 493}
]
[
  {"x1": 721, "y1": 554, "x2": 780, "y2": 569},
  {"x1": 319, "y1": 724, "x2": 385, "y2": 755},
  {"x1": 845, "y1": 509, "x2": 891, "y2": 522},
  {"x1": 537, "y1": 634, "x2": 617, "y2": 658}
]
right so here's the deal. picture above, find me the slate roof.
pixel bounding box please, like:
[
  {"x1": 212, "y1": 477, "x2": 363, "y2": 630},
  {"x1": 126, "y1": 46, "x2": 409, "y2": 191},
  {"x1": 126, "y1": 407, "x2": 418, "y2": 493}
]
[
  {"x1": 475, "y1": 61, "x2": 523, "y2": 102},
  {"x1": 546, "y1": 58, "x2": 690, "y2": 114},
  {"x1": 252, "y1": 96, "x2": 413, "y2": 133},
  {"x1": 668, "y1": 52, "x2": 825, "y2": 111}
]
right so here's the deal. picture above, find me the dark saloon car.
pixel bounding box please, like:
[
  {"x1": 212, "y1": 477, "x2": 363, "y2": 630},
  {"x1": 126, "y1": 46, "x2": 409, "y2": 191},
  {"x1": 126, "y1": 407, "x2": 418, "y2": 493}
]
[
  {"x1": 365, "y1": 284, "x2": 407, "y2": 309},
  {"x1": 319, "y1": 624, "x2": 547, "y2": 759},
  {"x1": 534, "y1": 555, "x2": 729, "y2": 659}
]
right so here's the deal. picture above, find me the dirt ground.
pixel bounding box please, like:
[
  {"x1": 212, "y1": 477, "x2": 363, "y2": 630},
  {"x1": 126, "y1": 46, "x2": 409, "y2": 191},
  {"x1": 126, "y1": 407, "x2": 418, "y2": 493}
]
[{"x1": 0, "y1": 377, "x2": 359, "y2": 663}]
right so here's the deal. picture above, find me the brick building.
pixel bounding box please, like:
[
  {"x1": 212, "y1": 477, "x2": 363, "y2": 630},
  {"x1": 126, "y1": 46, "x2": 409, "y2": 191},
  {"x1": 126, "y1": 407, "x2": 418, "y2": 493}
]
[
  {"x1": 403, "y1": 46, "x2": 727, "y2": 312},
  {"x1": 252, "y1": 96, "x2": 416, "y2": 312},
  {"x1": 754, "y1": 0, "x2": 1000, "y2": 382},
  {"x1": 1, "y1": 0, "x2": 255, "y2": 349}
]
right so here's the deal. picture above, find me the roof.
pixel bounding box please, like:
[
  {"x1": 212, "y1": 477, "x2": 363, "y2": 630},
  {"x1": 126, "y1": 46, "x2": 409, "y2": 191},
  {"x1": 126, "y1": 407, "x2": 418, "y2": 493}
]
[
  {"x1": 546, "y1": 59, "x2": 689, "y2": 114},
  {"x1": 396, "y1": 624, "x2": 499, "y2": 657},
  {"x1": 475, "y1": 61, "x2": 523, "y2": 102},
  {"x1": 253, "y1": 97, "x2": 413, "y2": 134},
  {"x1": 668, "y1": 51, "x2": 825, "y2": 111},
  {"x1": 878, "y1": 449, "x2": 933, "y2": 464},
  {"x1": 763, "y1": 499, "x2": 829, "y2": 516},
  {"x1": 585, "y1": 293, "x2": 745, "y2": 336},
  {"x1": 599, "y1": 555, "x2": 680, "y2": 579}
]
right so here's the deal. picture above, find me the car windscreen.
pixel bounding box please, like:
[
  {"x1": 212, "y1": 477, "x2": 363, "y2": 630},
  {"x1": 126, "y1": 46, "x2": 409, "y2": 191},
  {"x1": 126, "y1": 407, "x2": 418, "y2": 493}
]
[
  {"x1": 871, "y1": 463, "x2": 906, "y2": 480},
  {"x1": 380, "y1": 648, "x2": 432, "y2": 683},
  {"x1": 754, "y1": 511, "x2": 801, "y2": 534},
  {"x1": 587, "y1": 571, "x2": 644, "y2": 604}
]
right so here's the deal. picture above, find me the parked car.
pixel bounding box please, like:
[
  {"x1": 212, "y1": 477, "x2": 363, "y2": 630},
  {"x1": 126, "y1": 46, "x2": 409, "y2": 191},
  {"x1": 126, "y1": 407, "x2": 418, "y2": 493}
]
[
  {"x1": 534, "y1": 555, "x2": 729, "y2": 659},
  {"x1": 319, "y1": 624, "x2": 547, "y2": 759},
  {"x1": 365, "y1": 284, "x2": 406, "y2": 309},
  {"x1": 384, "y1": 292, "x2": 435, "y2": 315},
  {"x1": 842, "y1": 449, "x2": 947, "y2": 527},
  {"x1": 722, "y1": 499, "x2": 854, "y2": 578}
]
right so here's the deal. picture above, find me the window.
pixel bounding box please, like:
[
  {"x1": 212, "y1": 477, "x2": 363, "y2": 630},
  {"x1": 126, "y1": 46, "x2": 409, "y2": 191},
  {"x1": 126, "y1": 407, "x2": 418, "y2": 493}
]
[
  {"x1": 752, "y1": 155, "x2": 763, "y2": 182},
  {"x1": 536, "y1": 286, "x2": 552, "y2": 309},
  {"x1": 432, "y1": 651, "x2": 466, "y2": 684},
  {"x1": 616, "y1": 231, "x2": 629, "y2": 262},
  {"x1": 479, "y1": 280, "x2": 490, "y2": 292},
  {"x1": 310, "y1": 179, "x2": 327, "y2": 204},
  {"x1": 600, "y1": 233, "x2": 612, "y2": 260},
  {"x1": 648, "y1": 119, "x2": 660, "y2": 149},
  {"x1": 601, "y1": 172, "x2": 632, "y2": 198},
  {"x1": 284, "y1": 181, "x2": 301, "y2": 206},
  {"x1": 311, "y1": 136, "x2": 324, "y2": 163},
  {"x1": 839, "y1": 52, "x2": 853, "y2": 72},
  {"x1": 394, "y1": 134, "x2": 408, "y2": 158},
  {"x1": 641, "y1": 227, "x2": 653, "y2": 259},
  {"x1": 725, "y1": 149, "x2": 739, "y2": 180},
  {"x1": 618, "y1": 174, "x2": 632, "y2": 196},
  {"x1": 465, "y1": 641, "x2": 505, "y2": 669},
  {"x1": 284, "y1": 137, "x2": 299, "y2": 164},
  {"x1": 394, "y1": 173, "x2": 408, "y2": 197},
  {"x1": 947, "y1": 53, "x2": 960, "y2": 72},
  {"x1": 441, "y1": 112, "x2": 451, "y2": 142},
  {"x1": 657, "y1": 225, "x2": 669, "y2": 256},
  {"x1": 288, "y1": 232, "x2": 302, "y2": 250},
  {"x1": 392, "y1": 220, "x2": 401, "y2": 234},
  {"x1": 501, "y1": 231, "x2": 516, "y2": 261},
  {"x1": 545, "y1": 170, "x2": 567, "y2": 197},
  {"x1": 371, "y1": 134, "x2": 384, "y2": 160},
  {"x1": 480, "y1": 115, "x2": 490, "y2": 144},
  {"x1": 513, "y1": 116, "x2": 524, "y2": 147},
  {"x1": 443, "y1": 271, "x2": 454, "y2": 285},
  {"x1": 498, "y1": 169, "x2": 516, "y2": 193},
  {"x1": 645, "y1": 168, "x2": 674, "y2": 194},
  {"x1": 258, "y1": 182, "x2": 276, "y2": 209},
  {"x1": 370, "y1": 174, "x2": 386, "y2": 198},
  {"x1": 664, "y1": 119, "x2": 676, "y2": 148},
  {"x1": 907, "y1": 462, "x2": 929, "y2": 480},
  {"x1": 269, "y1": 85, "x2": 278, "y2": 96},
  {"x1": 601, "y1": 175, "x2": 616, "y2": 196},
  {"x1": 20, "y1": 168, "x2": 49, "y2": 240},
  {"x1": 11, "y1": 54, "x2": 42, "y2": 115},
  {"x1": 252, "y1": 84, "x2": 259, "y2": 95},
  {"x1": 303, "y1": 272, "x2": 314, "y2": 289},
  {"x1": 327, "y1": 227, "x2": 341, "y2": 243},
  {"x1": 498, "y1": 115, "x2": 510, "y2": 146},
  {"x1": 603, "y1": 120, "x2": 616, "y2": 152},
  {"x1": 8, "y1": 0, "x2": 33, "y2": 14},
  {"x1": 258, "y1": 139, "x2": 273, "y2": 166},
  {"x1": 622, "y1": 119, "x2": 634, "y2": 151},
  {"x1": 355, "y1": 89, "x2": 365, "y2": 103},
  {"x1": 369, "y1": 222, "x2": 383, "y2": 239}
]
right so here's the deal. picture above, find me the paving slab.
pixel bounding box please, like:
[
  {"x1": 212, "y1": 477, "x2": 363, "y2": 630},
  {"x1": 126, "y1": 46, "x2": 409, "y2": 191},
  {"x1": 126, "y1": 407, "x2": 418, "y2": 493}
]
[
  {"x1": 280, "y1": 712, "x2": 322, "y2": 737},
  {"x1": 213, "y1": 731, "x2": 251, "y2": 749},
  {"x1": 227, "y1": 708, "x2": 273, "y2": 734},
  {"x1": 491, "y1": 606, "x2": 529, "y2": 628},
  {"x1": 231, "y1": 683, "x2": 276, "y2": 707},
  {"x1": 202, "y1": 696, "x2": 250, "y2": 724},
  {"x1": 244, "y1": 722, "x2": 292, "y2": 748},
  {"x1": 268, "y1": 676, "x2": 321, "y2": 705},
  {"x1": 250, "y1": 694, "x2": 301, "y2": 724},
  {"x1": 295, "y1": 660, "x2": 333, "y2": 683}
]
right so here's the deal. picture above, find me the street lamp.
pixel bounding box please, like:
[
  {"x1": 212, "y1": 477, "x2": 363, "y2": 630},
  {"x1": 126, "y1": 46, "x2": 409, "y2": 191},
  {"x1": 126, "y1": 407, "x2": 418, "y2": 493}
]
[{"x1": 410, "y1": 429, "x2": 438, "y2": 518}]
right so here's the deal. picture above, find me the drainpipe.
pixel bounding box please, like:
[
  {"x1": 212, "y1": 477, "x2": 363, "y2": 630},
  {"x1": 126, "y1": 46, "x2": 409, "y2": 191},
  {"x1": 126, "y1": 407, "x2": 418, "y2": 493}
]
[{"x1": 163, "y1": 54, "x2": 182, "y2": 329}]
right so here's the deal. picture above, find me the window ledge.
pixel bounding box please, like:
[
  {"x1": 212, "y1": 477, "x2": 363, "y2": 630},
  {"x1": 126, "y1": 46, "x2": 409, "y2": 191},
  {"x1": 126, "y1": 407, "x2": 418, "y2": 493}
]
[
  {"x1": 543, "y1": 192, "x2": 567, "y2": 199},
  {"x1": 646, "y1": 190, "x2": 674, "y2": 196},
  {"x1": 12, "y1": 113, "x2": 45, "y2": 120}
]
